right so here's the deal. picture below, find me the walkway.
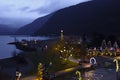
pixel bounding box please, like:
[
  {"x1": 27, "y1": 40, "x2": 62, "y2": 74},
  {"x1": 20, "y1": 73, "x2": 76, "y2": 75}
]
[{"x1": 22, "y1": 64, "x2": 91, "y2": 80}]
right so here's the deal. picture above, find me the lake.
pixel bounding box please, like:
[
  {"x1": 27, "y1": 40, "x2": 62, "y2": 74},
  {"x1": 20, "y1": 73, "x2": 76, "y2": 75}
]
[{"x1": 0, "y1": 35, "x2": 50, "y2": 59}]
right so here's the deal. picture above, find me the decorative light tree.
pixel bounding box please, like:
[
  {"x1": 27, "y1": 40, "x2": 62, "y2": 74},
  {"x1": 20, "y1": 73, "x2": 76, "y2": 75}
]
[
  {"x1": 101, "y1": 40, "x2": 107, "y2": 50},
  {"x1": 113, "y1": 42, "x2": 119, "y2": 56},
  {"x1": 113, "y1": 42, "x2": 119, "y2": 50},
  {"x1": 37, "y1": 63, "x2": 43, "y2": 80},
  {"x1": 107, "y1": 41, "x2": 112, "y2": 48}
]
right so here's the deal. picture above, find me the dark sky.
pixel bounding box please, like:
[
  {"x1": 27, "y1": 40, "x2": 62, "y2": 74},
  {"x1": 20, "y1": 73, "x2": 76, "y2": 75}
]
[{"x1": 0, "y1": 0, "x2": 91, "y2": 28}]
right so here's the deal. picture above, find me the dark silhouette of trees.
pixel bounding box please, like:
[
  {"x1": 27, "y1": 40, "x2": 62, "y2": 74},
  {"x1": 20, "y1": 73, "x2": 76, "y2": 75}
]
[{"x1": 89, "y1": 32, "x2": 105, "y2": 47}]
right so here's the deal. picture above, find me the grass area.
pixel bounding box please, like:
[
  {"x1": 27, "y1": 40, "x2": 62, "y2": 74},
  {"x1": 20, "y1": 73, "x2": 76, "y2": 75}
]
[{"x1": 21, "y1": 48, "x2": 78, "y2": 76}]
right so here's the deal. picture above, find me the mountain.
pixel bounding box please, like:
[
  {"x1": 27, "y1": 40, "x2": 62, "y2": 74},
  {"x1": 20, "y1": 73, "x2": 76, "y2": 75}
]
[
  {"x1": 34, "y1": 0, "x2": 120, "y2": 36},
  {"x1": 15, "y1": 14, "x2": 53, "y2": 35},
  {"x1": 0, "y1": 24, "x2": 17, "y2": 35}
]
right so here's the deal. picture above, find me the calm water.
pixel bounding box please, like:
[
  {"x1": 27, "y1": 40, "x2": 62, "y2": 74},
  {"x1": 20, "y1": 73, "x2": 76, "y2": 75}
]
[{"x1": 0, "y1": 35, "x2": 50, "y2": 59}]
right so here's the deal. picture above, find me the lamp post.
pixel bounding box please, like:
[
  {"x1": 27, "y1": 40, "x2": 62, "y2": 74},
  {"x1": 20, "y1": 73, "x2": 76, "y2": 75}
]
[
  {"x1": 113, "y1": 59, "x2": 119, "y2": 80},
  {"x1": 76, "y1": 70, "x2": 82, "y2": 80}
]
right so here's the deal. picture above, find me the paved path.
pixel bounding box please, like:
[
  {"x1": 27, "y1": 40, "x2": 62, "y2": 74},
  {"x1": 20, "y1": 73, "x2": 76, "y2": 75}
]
[{"x1": 22, "y1": 64, "x2": 91, "y2": 80}]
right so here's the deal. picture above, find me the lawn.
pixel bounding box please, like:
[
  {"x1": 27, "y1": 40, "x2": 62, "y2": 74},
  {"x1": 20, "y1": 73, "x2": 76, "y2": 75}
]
[{"x1": 22, "y1": 49, "x2": 78, "y2": 77}]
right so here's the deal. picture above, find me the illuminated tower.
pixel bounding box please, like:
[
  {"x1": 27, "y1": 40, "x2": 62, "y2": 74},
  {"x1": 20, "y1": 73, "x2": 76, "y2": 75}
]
[{"x1": 60, "y1": 30, "x2": 64, "y2": 41}]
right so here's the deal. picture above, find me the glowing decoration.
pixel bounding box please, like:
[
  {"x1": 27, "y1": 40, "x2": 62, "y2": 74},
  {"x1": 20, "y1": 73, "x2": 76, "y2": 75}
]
[
  {"x1": 75, "y1": 70, "x2": 82, "y2": 80},
  {"x1": 16, "y1": 71, "x2": 21, "y2": 80},
  {"x1": 100, "y1": 47, "x2": 103, "y2": 51},
  {"x1": 78, "y1": 42, "x2": 80, "y2": 44},
  {"x1": 64, "y1": 49, "x2": 66, "y2": 52},
  {"x1": 64, "y1": 58, "x2": 67, "y2": 61},
  {"x1": 93, "y1": 52, "x2": 95, "y2": 56},
  {"x1": 90, "y1": 57, "x2": 96, "y2": 65},
  {"x1": 60, "y1": 50, "x2": 63, "y2": 53},
  {"x1": 110, "y1": 47, "x2": 114, "y2": 51},
  {"x1": 37, "y1": 63, "x2": 43, "y2": 80},
  {"x1": 117, "y1": 48, "x2": 120, "y2": 53},
  {"x1": 49, "y1": 62, "x2": 52, "y2": 66},
  {"x1": 70, "y1": 54, "x2": 73, "y2": 57},
  {"x1": 100, "y1": 52, "x2": 103, "y2": 56},
  {"x1": 113, "y1": 59, "x2": 119, "y2": 80},
  {"x1": 94, "y1": 47, "x2": 96, "y2": 50},
  {"x1": 114, "y1": 52, "x2": 117, "y2": 56},
  {"x1": 55, "y1": 47, "x2": 58, "y2": 50},
  {"x1": 87, "y1": 53, "x2": 89, "y2": 56},
  {"x1": 110, "y1": 53, "x2": 112, "y2": 56},
  {"x1": 45, "y1": 45, "x2": 48, "y2": 49},
  {"x1": 106, "y1": 53, "x2": 108, "y2": 55},
  {"x1": 34, "y1": 40, "x2": 37, "y2": 44},
  {"x1": 72, "y1": 47, "x2": 74, "y2": 50},
  {"x1": 113, "y1": 59, "x2": 119, "y2": 72}
]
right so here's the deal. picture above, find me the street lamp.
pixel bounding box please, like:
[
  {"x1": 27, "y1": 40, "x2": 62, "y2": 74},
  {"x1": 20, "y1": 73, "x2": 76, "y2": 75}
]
[{"x1": 113, "y1": 59, "x2": 119, "y2": 80}]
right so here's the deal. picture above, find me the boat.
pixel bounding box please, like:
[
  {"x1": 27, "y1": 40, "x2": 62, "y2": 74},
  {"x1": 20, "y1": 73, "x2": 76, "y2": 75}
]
[
  {"x1": 14, "y1": 42, "x2": 37, "y2": 51},
  {"x1": 8, "y1": 39, "x2": 45, "y2": 51}
]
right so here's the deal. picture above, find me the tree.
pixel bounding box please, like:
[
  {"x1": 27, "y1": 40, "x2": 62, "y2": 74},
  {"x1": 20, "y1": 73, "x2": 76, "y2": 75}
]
[
  {"x1": 89, "y1": 32, "x2": 105, "y2": 47},
  {"x1": 80, "y1": 34, "x2": 88, "y2": 61}
]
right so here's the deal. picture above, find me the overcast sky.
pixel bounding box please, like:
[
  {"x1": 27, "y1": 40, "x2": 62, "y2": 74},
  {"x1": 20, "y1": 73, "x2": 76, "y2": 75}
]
[{"x1": 0, "y1": 0, "x2": 91, "y2": 28}]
